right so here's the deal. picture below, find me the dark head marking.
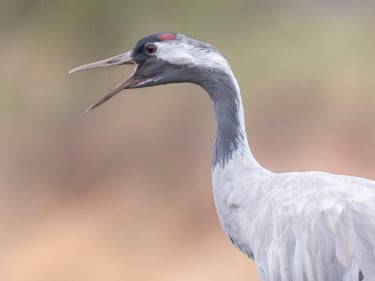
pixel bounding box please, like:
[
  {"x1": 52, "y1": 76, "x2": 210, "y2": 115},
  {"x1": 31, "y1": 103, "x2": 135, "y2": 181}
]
[
  {"x1": 133, "y1": 33, "x2": 177, "y2": 54},
  {"x1": 131, "y1": 33, "x2": 178, "y2": 64}
]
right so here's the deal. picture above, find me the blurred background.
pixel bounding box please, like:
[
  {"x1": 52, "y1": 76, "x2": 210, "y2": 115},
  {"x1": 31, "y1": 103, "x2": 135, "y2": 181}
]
[{"x1": 1, "y1": 0, "x2": 375, "y2": 280}]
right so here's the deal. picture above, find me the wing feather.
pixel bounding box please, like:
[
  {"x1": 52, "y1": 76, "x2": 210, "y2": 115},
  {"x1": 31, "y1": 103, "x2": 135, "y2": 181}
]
[{"x1": 252, "y1": 171, "x2": 375, "y2": 281}]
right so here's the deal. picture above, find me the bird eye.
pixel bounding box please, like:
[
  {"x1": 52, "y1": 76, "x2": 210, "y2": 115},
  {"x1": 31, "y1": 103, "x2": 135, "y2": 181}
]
[{"x1": 146, "y1": 44, "x2": 157, "y2": 54}]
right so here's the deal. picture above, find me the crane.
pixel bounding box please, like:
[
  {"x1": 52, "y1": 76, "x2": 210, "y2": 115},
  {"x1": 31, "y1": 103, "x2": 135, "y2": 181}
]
[{"x1": 70, "y1": 33, "x2": 375, "y2": 281}]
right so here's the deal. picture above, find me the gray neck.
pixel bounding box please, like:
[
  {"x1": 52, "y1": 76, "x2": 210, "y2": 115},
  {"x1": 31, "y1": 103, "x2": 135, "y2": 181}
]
[{"x1": 192, "y1": 67, "x2": 260, "y2": 168}]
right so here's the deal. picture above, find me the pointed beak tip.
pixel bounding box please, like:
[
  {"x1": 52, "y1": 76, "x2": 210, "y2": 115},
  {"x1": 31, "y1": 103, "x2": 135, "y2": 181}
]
[
  {"x1": 84, "y1": 105, "x2": 94, "y2": 113},
  {"x1": 71, "y1": 50, "x2": 136, "y2": 112},
  {"x1": 68, "y1": 66, "x2": 84, "y2": 74},
  {"x1": 68, "y1": 67, "x2": 79, "y2": 74},
  {"x1": 69, "y1": 50, "x2": 134, "y2": 76}
]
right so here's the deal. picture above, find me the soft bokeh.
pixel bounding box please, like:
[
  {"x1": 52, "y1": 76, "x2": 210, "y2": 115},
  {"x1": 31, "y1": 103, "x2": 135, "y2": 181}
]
[{"x1": 1, "y1": 1, "x2": 374, "y2": 280}]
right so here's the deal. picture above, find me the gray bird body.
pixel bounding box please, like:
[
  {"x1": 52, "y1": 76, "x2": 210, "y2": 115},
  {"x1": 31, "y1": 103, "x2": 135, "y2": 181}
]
[{"x1": 70, "y1": 33, "x2": 375, "y2": 281}]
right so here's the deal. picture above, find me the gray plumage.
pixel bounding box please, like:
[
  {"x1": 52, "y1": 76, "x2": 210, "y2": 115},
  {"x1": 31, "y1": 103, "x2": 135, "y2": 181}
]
[{"x1": 70, "y1": 33, "x2": 375, "y2": 281}]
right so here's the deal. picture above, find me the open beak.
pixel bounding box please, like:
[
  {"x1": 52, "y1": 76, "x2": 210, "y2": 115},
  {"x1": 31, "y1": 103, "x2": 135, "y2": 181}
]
[{"x1": 69, "y1": 51, "x2": 138, "y2": 112}]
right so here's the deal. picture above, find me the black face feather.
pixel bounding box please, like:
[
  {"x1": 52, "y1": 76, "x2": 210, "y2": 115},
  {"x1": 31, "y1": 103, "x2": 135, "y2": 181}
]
[
  {"x1": 134, "y1": 33, "x2": 176, "y2": 47},
  {"x1": 70, "y1": 33, "x2": 245, "y2": 166},
  {"x1": 131, "y1": 33, "x2": 177, "y2": 65}
]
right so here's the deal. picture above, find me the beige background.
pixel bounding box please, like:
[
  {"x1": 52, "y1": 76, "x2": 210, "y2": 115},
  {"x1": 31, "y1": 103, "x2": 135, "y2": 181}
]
[{"x1": 1, "y1": 1, "x2": 375, "y2": 280}]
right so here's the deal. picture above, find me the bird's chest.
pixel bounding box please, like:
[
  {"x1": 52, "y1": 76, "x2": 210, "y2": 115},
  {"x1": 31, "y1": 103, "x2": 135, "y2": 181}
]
[{"x1": 212, "y1": 164, "x2": 257, "y2": 258}]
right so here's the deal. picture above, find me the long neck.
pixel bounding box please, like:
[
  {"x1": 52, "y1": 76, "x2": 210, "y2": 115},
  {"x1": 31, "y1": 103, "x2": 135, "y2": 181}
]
[{"x1": 195, "y1": 67, "x2": 262, "y2": 170}]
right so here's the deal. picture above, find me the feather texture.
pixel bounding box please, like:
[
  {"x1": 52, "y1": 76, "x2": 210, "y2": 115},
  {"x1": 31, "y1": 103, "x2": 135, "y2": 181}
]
[{"x1": 214, "y1": 162, "x2": 375, "y2": 281}]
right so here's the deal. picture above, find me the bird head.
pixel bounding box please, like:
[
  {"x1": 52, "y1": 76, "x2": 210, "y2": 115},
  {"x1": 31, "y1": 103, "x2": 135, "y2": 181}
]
[{"x1": 69, "y1": 33, "x2": 228, "y2": 111}]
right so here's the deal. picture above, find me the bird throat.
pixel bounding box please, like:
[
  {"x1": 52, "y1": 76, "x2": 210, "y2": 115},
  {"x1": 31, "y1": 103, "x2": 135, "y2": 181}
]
[
  {"x1": 212, "y1": 93, "x2": 245, "y2": 167},
  {"x1": 197, "y1": 69, "x2": 248, "y2": 168}
]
